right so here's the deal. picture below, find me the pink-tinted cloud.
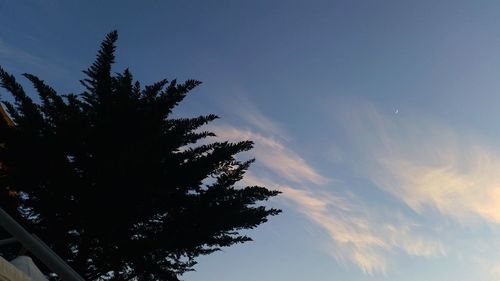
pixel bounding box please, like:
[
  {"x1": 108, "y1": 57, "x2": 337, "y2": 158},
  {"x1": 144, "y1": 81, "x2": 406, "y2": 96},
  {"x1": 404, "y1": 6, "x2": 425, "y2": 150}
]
[
  {"x1": 335, "y1": 101, "x2": 500, "y2": 225},
  {"x1": 243, "y1": 172, "x2": 444, "y2": 274},
  {"x1": 209, "y1": 103, "x2": 445, "y2": 274},
  {"x1": 211, "y1": 124, "x2": 329, "y2": 185}
]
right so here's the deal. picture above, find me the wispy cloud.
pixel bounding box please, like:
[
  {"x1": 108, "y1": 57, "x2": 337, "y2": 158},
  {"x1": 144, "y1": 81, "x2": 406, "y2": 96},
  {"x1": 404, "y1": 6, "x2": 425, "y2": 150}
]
[
  {"x1": 376, "y1": 149, "x2": 500, "y2": 224},
  {"x1": 222, "y1": 96, "x2": 290, "y2": 141},
  {"x1": 243, "y1": 173, "x2": 445, "y2": 274},
  {"x1": 335, "y1": 101, "x2": 500, "y2": 225},
  {"x1": 284, "y1": 187, "x2": 446, "y2": 274},
  {"x1": 0, "y1": 39, "x2": 45, "y2": 67},
  {"x1": 211, "y1": 124, "x2": 329, "y2": 185},
  {"x1": 0, "y1": 38, "x2": 65, "y2": 75},
  {"x1": 209, "y1": 101, "x2": 445, "y2": 274}
]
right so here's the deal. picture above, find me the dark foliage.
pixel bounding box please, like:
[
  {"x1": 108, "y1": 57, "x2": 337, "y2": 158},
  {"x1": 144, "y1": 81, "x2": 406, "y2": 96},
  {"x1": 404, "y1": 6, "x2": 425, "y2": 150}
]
[{"x1": 0, "y1": 31, "x2": 281, "y2": 280}]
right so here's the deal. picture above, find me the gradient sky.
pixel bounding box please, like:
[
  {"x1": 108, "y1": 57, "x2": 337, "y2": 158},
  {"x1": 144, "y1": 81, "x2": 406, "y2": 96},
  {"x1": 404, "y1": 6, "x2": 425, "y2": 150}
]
[{"x1": 3, "y1": 1, "x2": 500, "y2": 280}]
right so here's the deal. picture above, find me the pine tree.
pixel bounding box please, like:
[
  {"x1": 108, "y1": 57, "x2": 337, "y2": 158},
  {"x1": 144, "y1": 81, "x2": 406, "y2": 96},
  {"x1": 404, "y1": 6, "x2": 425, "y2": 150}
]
[{"x1": 0, "y1": 31, "x2": 281, "y2": 281}]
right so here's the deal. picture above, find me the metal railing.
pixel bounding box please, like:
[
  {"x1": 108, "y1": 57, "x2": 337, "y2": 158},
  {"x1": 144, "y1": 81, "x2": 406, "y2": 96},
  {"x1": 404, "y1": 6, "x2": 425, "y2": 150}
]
[{"x1": 0, "y1": 207, "x2": 85, "y2": 281}]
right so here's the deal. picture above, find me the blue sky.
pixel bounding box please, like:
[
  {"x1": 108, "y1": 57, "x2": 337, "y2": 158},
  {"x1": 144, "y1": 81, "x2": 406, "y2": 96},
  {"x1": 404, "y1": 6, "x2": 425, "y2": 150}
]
[{"x1": 3, "y1": 1, "x2": 500, "y2": 280}]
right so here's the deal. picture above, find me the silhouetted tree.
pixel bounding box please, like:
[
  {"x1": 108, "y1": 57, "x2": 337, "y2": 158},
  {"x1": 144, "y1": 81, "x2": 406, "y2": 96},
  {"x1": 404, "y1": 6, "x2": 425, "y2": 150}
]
[{"x1": 0, "y1": 31, "x2": 281, "y2": 281}]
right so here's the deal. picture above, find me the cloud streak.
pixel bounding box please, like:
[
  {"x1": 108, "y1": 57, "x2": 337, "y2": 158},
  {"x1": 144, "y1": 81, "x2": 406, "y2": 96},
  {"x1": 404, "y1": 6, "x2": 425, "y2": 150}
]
[
  {"x1": 336, "y1": 102, "x2": 500, "y2": 225},
  {"x1": 211, "y1": 124, "x2": 329, "y2": 185},
  {"x1": 282, "y1": 185, "x2": 445, "y2": 274},
  {"x1": 0, "y1": 39, "x2": 45, "y2": 67},
  {"x1": 0, "y1": 38, "x2": 66, "y2": 76},
  {"x1": 208, "y1": 102, "x2": 445, "y2": 274},
  {"x1": 243, "y1": 172, "x2": 445, "y2": 274}
]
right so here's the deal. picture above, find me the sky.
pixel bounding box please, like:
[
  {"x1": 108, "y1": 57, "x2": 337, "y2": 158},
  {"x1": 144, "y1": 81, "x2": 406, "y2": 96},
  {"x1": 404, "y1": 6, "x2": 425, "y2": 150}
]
[{"x1": 2, "y1": 0, "x2": 500, "y2": 280}]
